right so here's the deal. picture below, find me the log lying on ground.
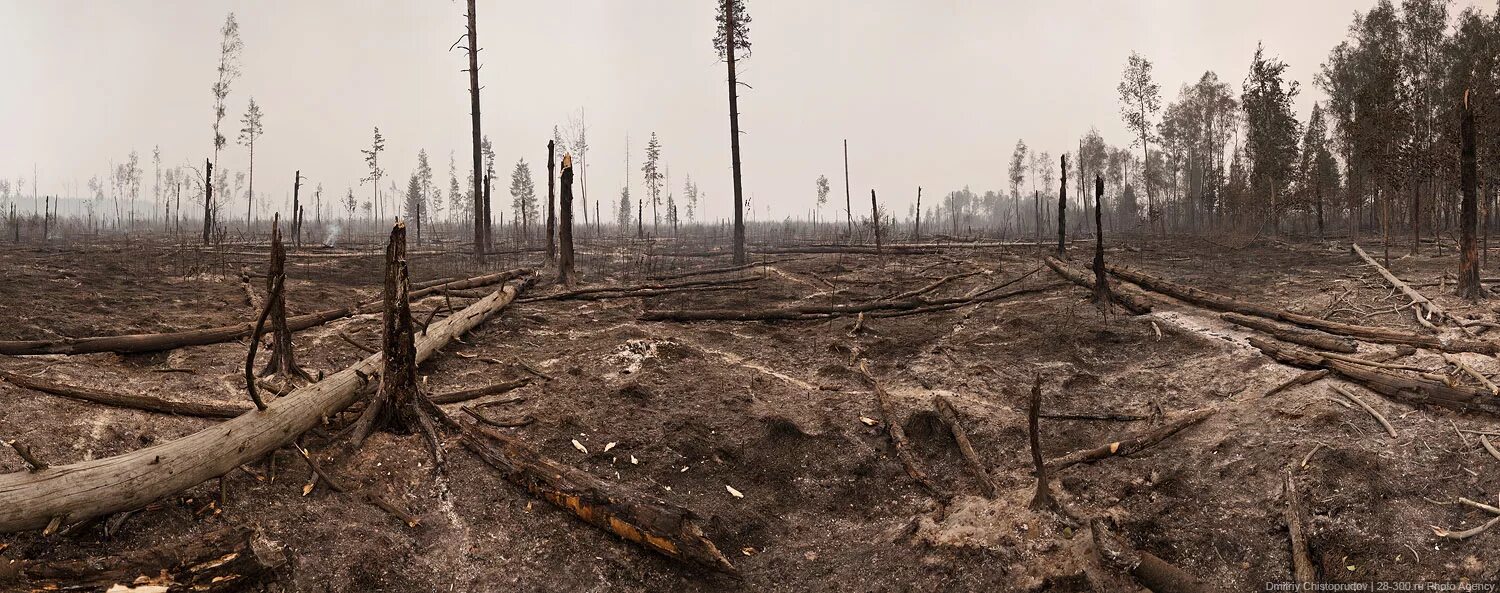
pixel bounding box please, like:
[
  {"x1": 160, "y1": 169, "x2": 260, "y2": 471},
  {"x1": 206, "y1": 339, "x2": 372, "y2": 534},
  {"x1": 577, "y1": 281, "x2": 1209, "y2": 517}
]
[
  {"x1": 1106, "y1": 263, "x2": 1497, "y2": 355},
  {"x1": 1284, "y1": 472, "x2": 1318, "y2": 585},
  {"x1": 0, "y1": 268, "x2": 529, "y2": 356},
  {"x1": 0, "y1": 524, "x2": 286, "y2": 591},
  {"x1": 649, "y1": 259, "x2": 783, "y2": 281},
  {"x1": 0, "y1": 370, "x2": 250, "y2": 418},
  {"x1": 458, "y1": 418, "x2": 736, "y2": 575},
  {"x1": 519, "y1": 275, "x2": 760, "y2": 303},
  {"x1": 1044, "y1": 256, "x2": 1152, "y2": 314},
  {"x1": 1248, "y1": 336, "x2": 1500, "y2": 418},
  {"x1": 1046, "y1": 408, "x2": 1216, "y2": 472},
  {"x1": 933, "y1": 395, "x2": 997, "y2": 498},
  {"x1": 1091, "y1": 518, "x2": 1215, "y2": 593},
  {"x1": 881, "y1": 271, "x2": 982, "y2": 302},
  {"x1": 0, "y1": 278, "x2": 530, "y2": 533},
  {"x1": 429, "y1": 377, "x2": 531, "y2": 405},
  {"x1": 641, "y1": 268, "x2": 1046, "y2": 322},
  {"x1": 1352, "y1": 242, "x2": 1448, "y2": 330},
  {"x1": 1220, "y1": 313, "x2": 1358, "y2": 354}
]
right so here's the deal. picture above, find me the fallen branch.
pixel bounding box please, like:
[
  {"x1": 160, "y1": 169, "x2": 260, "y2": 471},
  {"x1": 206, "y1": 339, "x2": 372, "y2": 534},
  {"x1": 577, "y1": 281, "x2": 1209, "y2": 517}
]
[
  {"x1": 1263, "y1": 370, "x2": 1330, "y2": 398},
  {"x1": 1331, "y1": 385, "x2": 1397, "y2": 438},
  {"x1": 641, "y1": 272, "x2": 1047, "y2": 323},
  {"x1": 1284, "y1": 472, "x2": 1317, "y2": 584},
  {"x1": 3, "y1": 440, "x2": 45, "y2": 472},
  {"x1": 1444, "y1": 353, "x2": 1499, "y2": 395},
  {"x1": 1352, "y1": 243, "x2": 1449, "y2": 330},
  {"x1": 0, "y1": 525, "x2": 286, "y2": 591},
  {"x1": 519, "y1": 276, "x2": 759, "y2": 303},
  {"x1": 0, "y1": 278, "x2": 530, "y2": 533},
  {"x1": 458, "y1": 417, "x2": 737, "y2": 575},
  {"x1": 649, "y1": 259, "x2": 782, "y2": 281},
  {"x1": 0, "y1": 370, "x2": 249, "y2": 418},
  {"x1": 1046, "y1": 408, "x2": 1216, "y2": 472},
  {"x1": 932, "y1": 395, "x2": 996, "y2": 498},
  {"x1": 429, "y1": 378, "x2": 531, "y2": 405},
  {"x1": 857, "y1": 361, "x2": 947, "y2": 499}
]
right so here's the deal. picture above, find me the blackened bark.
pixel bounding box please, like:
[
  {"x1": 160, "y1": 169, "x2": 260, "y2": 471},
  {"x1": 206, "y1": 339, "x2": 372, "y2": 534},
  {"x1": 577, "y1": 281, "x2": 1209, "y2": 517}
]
[
  {"x1": 559, "y1": 154, "x2": 576, "y2": 285},
  {"x1": 203, "y1": 159, "x2": 213, "y2": 244},
  {"x1": 466, "y1": 0, "x2": 484, "y2": 258},
  {"x1": 726, "y1": 0, "x2": 746, "y2": 264},
  {"x1": 547, "y1": 140, "x2": 557, "y2": 262},
  {"x1": 1460, "y1": 94, "x2": 1482, "y2": 302},
  {"x1": 1093, "y1": 175, "x2": 1112, "y2": 308},
  {"x1": 870, "y1": 189, "x2": 882, "y2": 256},
  {"x1": 1058, "y1": 154, "x2": 1067, "y2": 259}
]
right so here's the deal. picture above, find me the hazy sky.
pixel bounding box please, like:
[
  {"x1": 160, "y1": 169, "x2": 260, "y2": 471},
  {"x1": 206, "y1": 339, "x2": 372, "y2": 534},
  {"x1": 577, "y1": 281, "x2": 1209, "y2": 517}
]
[{"x1": 0, "y1": 0, "x2": 1488, "y2": 222}]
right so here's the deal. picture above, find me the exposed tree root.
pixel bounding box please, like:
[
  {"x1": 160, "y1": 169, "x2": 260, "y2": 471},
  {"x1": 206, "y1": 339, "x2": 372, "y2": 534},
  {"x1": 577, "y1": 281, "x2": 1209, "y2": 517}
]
[{"x1": 429, "y1": 378, "x2": 532, "y2": 405}]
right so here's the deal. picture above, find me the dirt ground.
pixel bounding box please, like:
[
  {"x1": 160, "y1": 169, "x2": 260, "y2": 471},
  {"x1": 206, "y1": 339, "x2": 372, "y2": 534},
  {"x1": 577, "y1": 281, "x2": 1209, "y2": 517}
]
[{"x1": 1, "y1": 234, "x2": 1498, "y2": 591}]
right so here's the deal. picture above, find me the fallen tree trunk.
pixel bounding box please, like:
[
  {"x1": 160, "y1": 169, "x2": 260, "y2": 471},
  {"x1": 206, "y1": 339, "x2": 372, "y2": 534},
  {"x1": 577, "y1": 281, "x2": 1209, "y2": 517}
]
[
  {"x1": 0, "y1": 278, "x2": 531, "y2": 533},
  {"x1": 0, "y1": 370, "x2": 250, "y2": 418},
  {"x1": 1352, "y1": 242, "x2": 1448, "y2": 330},
  {"x1": 649, "y1": 260, "x2": 781, "y2": 281},
  {"x1": 1106, "y1": 263, "x2": 1497, "y2": 355},
  {"x1": 0, "y1": 268, "x2": 529, "y2": 357},
  {"x1": 458, "y1": 417, "x2": 737, "y2": 575},
  {"x1": 0, "y1": 524, "x2": 286, "y2": 591},
  {"x1": 858, "y1": 361, "x2": 947, "y2": 500},
  {"x1": 1046, "y1": 408, "x2": 1216, "y2": 472},
  {"x1": 519, "y1": 275, "x2": 759, "y2": 303},
  {"x1": 1044, "y1": 256, "x2": 1152, "y2": 314},
  {"x1": 933, "y1": 395, "x2": 997, "y2": 498},
  {"x1": 1248, "y1": 336, "x2": 1500, "y2": 418},
  {"x1": 1220, "y1": 313, "x2": 1358, "y2": 354}
]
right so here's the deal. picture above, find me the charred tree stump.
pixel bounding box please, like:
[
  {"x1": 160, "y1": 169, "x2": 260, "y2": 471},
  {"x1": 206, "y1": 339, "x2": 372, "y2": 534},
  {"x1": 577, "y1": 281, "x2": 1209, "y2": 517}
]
[
  {"x1": 559, "y1": 152, "x2": 577, "y2": 285},
  {"x1": 1092, "y1": 174, "x2": 1111, "y2": 310},
  {"x1": 1460, "y1": 91, "x2": 1482, "y2": 302},
  {"x1": 1027, "y1": 376, "x2": 1057, "y2": 511},
  {"x1": 355, "y1": 222, "x2": 422, "y2": 440},
  {"x1": 259, "y1": 216, "x2": 311, "y2": 382},
  {"x1": 547, "y1": 140, "x2": 557, "y2": 263},
  {"x1": 870, "y1": 189, "x2": 882, "y2": 256},
  {"x1": 1057, "y1": 154, "x2": 1067, "y2": 259}
]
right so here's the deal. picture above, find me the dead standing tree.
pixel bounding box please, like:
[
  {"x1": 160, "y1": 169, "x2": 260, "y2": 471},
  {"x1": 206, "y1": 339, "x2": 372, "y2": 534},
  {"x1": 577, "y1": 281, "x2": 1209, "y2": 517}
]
[
  {"x1": 547, "y1": 140, "x2": 557, "y2": 262},
  {"x1": 353, "y1": 222, "x2": 434, "y2": 443},
  {"x1": 259, "y1": 215, "x2": 312, "y2": 382},
  {"x1": 1092, "y1": 174, "x2": 1112, "y2": 309},
  {"x1": 718, "y1": 0, "x2": 750, "y2": 264},
  {"x1": 559, "y1": 153, "x2": 576, "y2": 284},
  {"x1": 1057, "y1": 154, "x2": 1067, "y2": 259},
  {"x1": 458, "y1": 0, "x2": 486, "y2": 259},
  {"x1": 870, "y1": 189, "x2": 882, "y2": 256},
  {"x1": 1459, "y1": 91, "x2": 1482, "y2": 302}
]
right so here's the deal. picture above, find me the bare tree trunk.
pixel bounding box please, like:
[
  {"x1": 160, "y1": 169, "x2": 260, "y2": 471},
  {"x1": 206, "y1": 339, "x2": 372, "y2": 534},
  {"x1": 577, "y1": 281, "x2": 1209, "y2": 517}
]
[
  {"x1": 1093, "y1": 175, "x2": 1112, "y2": 308},
  {"x1": 870, "y1": 189, "x2": 881, "y2": 256},
  {"x1": 726, "y1": 0, "x2": 746, "y2": 264},
  {"x1": 483, "y1": 172, "x2": 492, "y2": 251},
  {"x1": 1460, "y1": 96, "x2": 1481, "y2": 302},
  {"x1": 356, "y1": 222, "x2": 420, "y2": 439},
  {"x1": 202, "y1": 159, "x2": 213, "y2": 244},
  {"x1": 466, "y1": 0, "x2": 485, "y2": 258},
  {"x1": 914, "y1": 186, "x2": 921, "y2": 240},
  {"x1": 547, "y1": 140, "x2": 557, "y2": 262},
  {"x1": 1058, "y1": 154, "x2": 1067, "y2": 259},
  {"x1": 843, "y1": 139, "x2": 852, "y2": 240},
  {"x1": 560, "y1": 154, "x2": 576, "y2": 285}
]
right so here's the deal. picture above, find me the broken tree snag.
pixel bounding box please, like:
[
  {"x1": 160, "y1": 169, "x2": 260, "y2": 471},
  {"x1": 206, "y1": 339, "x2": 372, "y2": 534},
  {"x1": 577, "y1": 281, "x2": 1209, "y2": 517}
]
[
  {"x1": 1057, "y1": 153, "x2": 1067, "y2": 259},
  {"x1": 1351, "y1": 243, "x2": 1447, "y2": 330},
  {"x1": 458, "y1": 418, "x2": 737, "y2": 575},
  {"x1": 1283, "y1": 472, "x2": 1317, "y2": 585},
  {"x1": 0, "y1": 525, "x2": 286, "y2": 591},
  {"x1": 856, "y1": 361, "x2": 947, "y2": 500},
  {"x1": 260, "y1": 216, "x2": 312, "y2": 382},
  {"x1": 1046, "y1": 408, "x2": 1216, "y2": 472},
  {"x1": 1092, "y1": 174, "x2": 1112, "y2": 310},
  {"x1": 1105, "y1": 263, "x2": 1498, "y2": 355},
  {"x1": 354, "y1": 222, "x2": 422, "y2": 441},
  {"x1": 1248, "y1": 336, "x2": 1500, "y2": 418},
  {"x1": 1460, "y1": 92, "x2": 1483, "y2": 302},
  {"x1": 932, "y1": 395, "x2": 997, "y2": 498},
  {"x1": 547, "y1": 140, "x2": 557, "y2": 263},
  {"x1": 1091, "y1": 519, "x2": 1214, "y2": 593},
  {"x1": 1220, "y1": 313, "x2": 1357, "y2": 354},
  {"x1": 0, "y1": 370, "x2": 249, "y2": 418},
  {"x1": 870, "y1": 189, "x2": 882, "y2": 257},
  {"x1": 428, "y1": 377, "x2": 531, "y2": 405},
  {"x1": 1027, "y1": 375, "x2": 1057, "y2": 511},
  {"x1": 1044, "y1": 256, "x2": 1152, "y2": 314},
  {"x1": 559, "y1": 152, "x2": 576, "y2": 284},
  {"x1": 0, "y1": 277, "x2": 530, "y2": 533}
]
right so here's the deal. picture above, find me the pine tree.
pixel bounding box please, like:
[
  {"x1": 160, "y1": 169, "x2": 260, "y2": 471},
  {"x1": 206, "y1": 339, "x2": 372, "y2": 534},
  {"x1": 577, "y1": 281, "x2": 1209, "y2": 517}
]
[{"x1": 509, "y1": 159, "x2": 537, "y2": 241}]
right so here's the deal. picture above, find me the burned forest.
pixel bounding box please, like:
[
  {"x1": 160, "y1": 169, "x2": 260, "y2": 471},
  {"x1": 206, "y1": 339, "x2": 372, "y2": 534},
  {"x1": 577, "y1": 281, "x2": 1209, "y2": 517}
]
[{"x1": 5, "y1": 0, "x2": 1500, "y2": 591}]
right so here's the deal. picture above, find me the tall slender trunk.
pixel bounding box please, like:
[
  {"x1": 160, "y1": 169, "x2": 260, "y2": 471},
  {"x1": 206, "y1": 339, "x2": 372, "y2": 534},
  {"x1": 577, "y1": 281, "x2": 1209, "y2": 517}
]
[
  {"x1": 466, "y1": 0, "x2": 484, "y2": 258},
  {"x1": 726, "y1": 0, "x2": 746, "y2": 264},
  {"x1": 547, "y1": 140, "x2": 557, "y2": 262},
  {"x1": 203, "y1": 159, "x2": 213, "y2": 244},
  {"x1": 1058, "y1": 154, "x2": 1067, "y2": 259},
  {"x1": 870, "y1": 189, "x2": 881, "y2": 256},
  {"x1": 914, "y1": 186, "x2": 921, "y2": 240},
  {"x1": 1459, "y1": 97, "x2": 1481, "y2": 301},
  {"x1": 843, "y1": 139, "x2": 852, "y2": 240}
]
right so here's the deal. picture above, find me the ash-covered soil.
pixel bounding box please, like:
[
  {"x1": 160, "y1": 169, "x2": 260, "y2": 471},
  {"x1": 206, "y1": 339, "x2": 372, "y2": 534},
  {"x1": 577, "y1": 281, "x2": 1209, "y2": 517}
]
[{"x1": 1, "y1": 235, "x2": 1497, "y2": 591}]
